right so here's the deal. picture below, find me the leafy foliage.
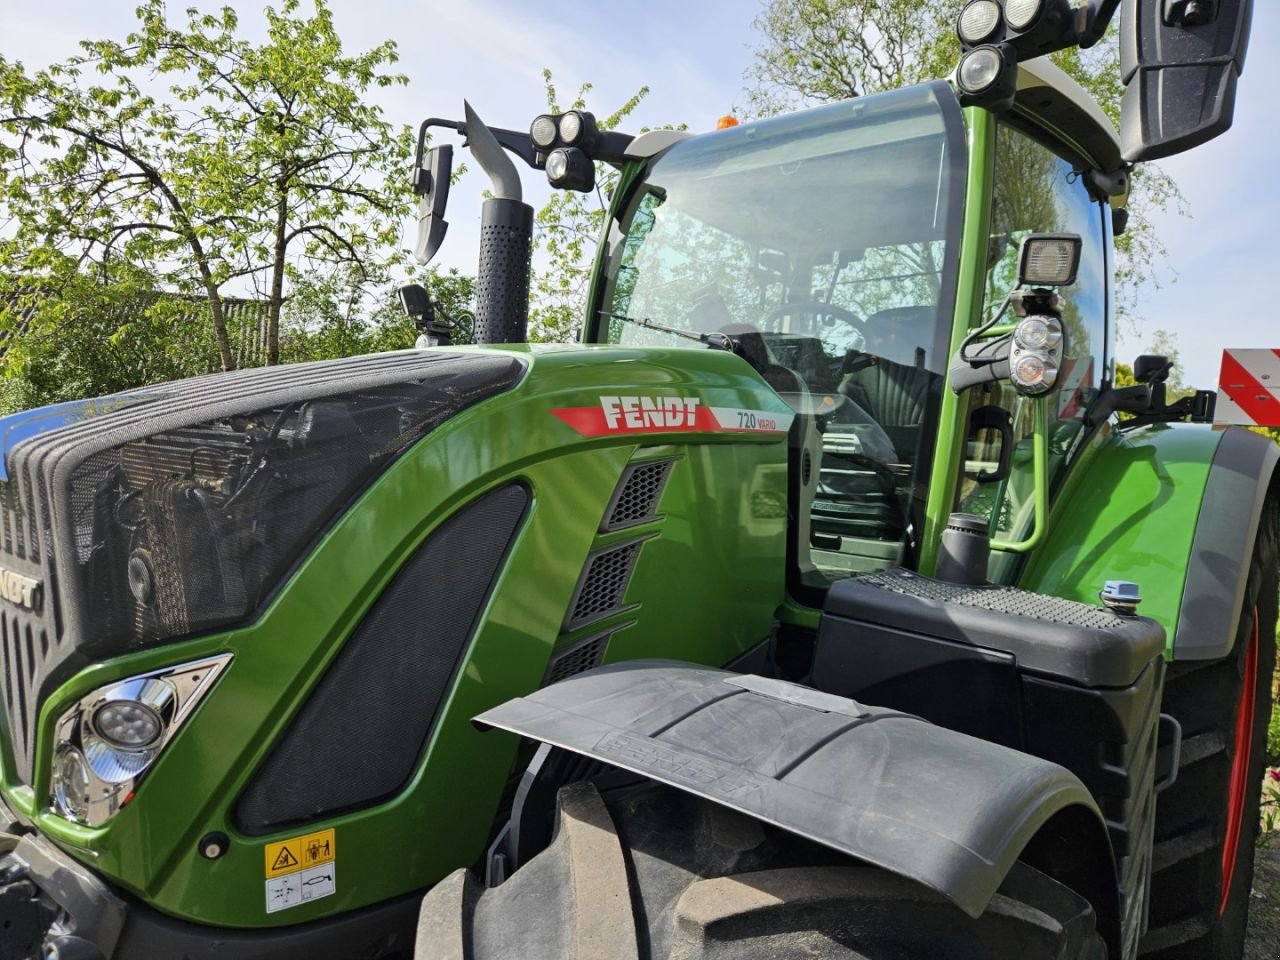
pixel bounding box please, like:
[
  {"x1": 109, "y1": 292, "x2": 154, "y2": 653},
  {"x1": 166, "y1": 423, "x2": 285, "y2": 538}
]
[
  {"x1": 528, "y1": 70, "x2": 652, "y2": 343},
  {"x1": 0, "y1": 0, "x2": 412, "y2": 370},
  {"x1": 280, "y1": 266, "x2": 474, "y2": 361}
]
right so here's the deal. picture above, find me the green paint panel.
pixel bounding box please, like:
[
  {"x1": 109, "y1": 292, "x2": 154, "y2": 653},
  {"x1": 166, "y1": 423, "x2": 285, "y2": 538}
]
[
  {"x1": 6, "y1": 344, "x2": 791, "y2": 928},
  {"x1": 1019, "y1": 422, "x2": 1222, "y2": 653},
  {"x1": 921, "y1": 106, "x2": 992, "y2": 575}
]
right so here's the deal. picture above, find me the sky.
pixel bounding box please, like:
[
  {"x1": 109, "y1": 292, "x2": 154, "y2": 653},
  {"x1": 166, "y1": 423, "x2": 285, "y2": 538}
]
[{"x1": 5, "y1": 0, "x2": 1280, "y2": 389}]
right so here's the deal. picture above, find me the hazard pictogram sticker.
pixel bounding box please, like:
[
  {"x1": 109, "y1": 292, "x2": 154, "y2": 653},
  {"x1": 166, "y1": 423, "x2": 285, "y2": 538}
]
[
  {"x1": 1216, "y1": 349, "x2": 1280, "y2": 427},
  {"x1": 264, "y1": 828, "x2": 335, "y2": 879}
]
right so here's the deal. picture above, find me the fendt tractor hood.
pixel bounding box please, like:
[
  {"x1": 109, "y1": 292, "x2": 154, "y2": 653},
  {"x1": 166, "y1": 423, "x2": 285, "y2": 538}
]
[{"x1": 0, "y1": 351, "x2": 525, "y2": 784}]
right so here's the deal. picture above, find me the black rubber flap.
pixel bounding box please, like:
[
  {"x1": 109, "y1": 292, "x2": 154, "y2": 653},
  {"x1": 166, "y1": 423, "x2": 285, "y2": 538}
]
[
  {"x1": 475, "y1": 659, "x2": 1103, "y2": 919},
  {"x1": 825, "y1": 569, "x2": 1166, "y2": 688}
]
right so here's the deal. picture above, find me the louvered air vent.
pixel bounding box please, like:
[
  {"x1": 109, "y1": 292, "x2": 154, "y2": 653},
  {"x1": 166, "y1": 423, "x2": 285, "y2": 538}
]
[
  {"x1": 601, "y1": 459, "x2": 675, "y2": 532},
  {"x1": 564, "y1": 539, "x2": 648, "y2": 632},
  {"x1": 542, "y1": 631, "x2": 613, "y2": 687}
]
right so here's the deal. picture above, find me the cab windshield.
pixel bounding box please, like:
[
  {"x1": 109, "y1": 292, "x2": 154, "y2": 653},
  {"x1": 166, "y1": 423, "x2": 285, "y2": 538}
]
[{"x1": 596, "y1": 82, "x2": 967, "y2": 589}]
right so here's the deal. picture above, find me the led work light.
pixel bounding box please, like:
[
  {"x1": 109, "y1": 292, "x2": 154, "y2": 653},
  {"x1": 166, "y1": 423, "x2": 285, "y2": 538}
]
[
  {"x1": 1018, "y1": 234, "x2": 1083, "y2": 287},
  {"x1": 545, "y1": 146, "x2": 595, "y2": 192},
  {"x1": 955, "y1": 44, "x2": 1017, "y2": 109},
  {"x1": 957, "y1": 0, "x2": 1003, "y2": 45},
  {"x1": 1003, "y1": 0, "x2": 1045, "y2": 31},
  {"x1": 530, "y1": 114, "x2": 558, "y2": 149}
]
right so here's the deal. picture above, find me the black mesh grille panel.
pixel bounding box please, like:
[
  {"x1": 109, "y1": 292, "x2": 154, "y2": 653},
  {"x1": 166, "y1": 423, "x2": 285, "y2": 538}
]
[
  {"x1": 565, "y1": 540, "x2": 646, "y2": 632},
  {"x1": 235, "y1": 483, "x2": 529, "y2": 833},
  {"x1": 602, "y1": 459, "x2": 674, "y2": 532},
  {"x1": 542, "y1": 631, "x2": 613, "y2": 687}
]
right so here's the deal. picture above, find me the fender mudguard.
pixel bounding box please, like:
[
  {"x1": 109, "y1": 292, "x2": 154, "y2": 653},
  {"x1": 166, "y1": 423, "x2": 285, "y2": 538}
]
[
  {"x1": 475, "y1": 660, "x2": 1114, "y2": 922},
  {"x1": 1022, "y1": 423, "x2": 1278, "y2": 659}
]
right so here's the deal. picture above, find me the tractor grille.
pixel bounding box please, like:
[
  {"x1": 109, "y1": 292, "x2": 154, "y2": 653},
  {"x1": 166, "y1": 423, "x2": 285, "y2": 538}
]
[
  {"x1": 542, "y1": 630, "x2": 615, "y2": 687},
  {"x1": 601, "y1": 459, "x2": 675, "y2": 532},
  {"x1": 564, "y1": 539, "x2": 648, "y2": 632},
  {"x1": 0, "y1": 474, "x2": 61, "y2": 785}
]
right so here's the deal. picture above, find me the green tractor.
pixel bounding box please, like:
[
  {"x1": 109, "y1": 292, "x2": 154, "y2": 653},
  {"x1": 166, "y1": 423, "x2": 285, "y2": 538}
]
[{"x1": 0, "y1": 1, "x2": 1270, "y2": 958}]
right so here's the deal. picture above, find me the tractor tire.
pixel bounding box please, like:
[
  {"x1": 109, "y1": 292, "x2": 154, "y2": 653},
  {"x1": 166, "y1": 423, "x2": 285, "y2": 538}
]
[
  {"x1": 416, "y1": 781, "x2": 1106, "y2": 959},
  {"x1": 1140, "y1": 493, "x2": 1280, "y2": 960}
]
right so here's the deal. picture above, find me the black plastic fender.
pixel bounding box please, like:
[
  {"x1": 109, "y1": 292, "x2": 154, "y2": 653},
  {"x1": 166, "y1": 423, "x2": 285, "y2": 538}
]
[
  {"x1": 475, "y1": 659, "x2": 1116, "y2": 922},
  {"x1": 1174, "y1": 425, "x2": 1279, "y2": 660}
]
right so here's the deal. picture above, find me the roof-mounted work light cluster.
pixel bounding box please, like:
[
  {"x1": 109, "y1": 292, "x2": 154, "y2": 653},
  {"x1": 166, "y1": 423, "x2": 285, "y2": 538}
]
[
  {"x1": 529, "y1": 110, "x2": 600, "y2": 192},
  {"x1": 953, "y1": 0, "x2": 1078, "y2": 109}
]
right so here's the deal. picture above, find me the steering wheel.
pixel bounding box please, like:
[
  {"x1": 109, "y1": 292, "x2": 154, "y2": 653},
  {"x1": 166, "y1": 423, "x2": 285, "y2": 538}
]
[{"x1": 761, "y1": 301, "x2": 865, "y2": 354}]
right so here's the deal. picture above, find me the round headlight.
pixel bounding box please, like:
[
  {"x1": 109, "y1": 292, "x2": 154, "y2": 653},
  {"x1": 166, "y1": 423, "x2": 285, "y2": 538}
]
[
  {"x1": 545, "y1": 149, "x2": 570, "y2": 183},
  {"x1": 558, "y1": 111, "x2": 584, "y2": 145},
  {"x1": 1012, "y1": 354, "x2": 1058, "y2": 393},
  {"x1": 530, "y1": 115, "x2": 558, "y2": 149},
  {"x1": 1014, "y1": 316, "x2": 1062, "y2": 351},
  {"x1": 957, "y1": 0, "x2": 1002, "y2": 44},
  {"x1": 52, "y1": 747, "x2": 91, "y2": 822},
  {"x1": 958, "y1": 46, "x2": 1004, "y2": 95},
  {"x1": 93, "y1": 699, "x2": 163, "y2": 750},
  {"x1": 1004, "y1": 0, "x2": 1044, "y2": 31}
]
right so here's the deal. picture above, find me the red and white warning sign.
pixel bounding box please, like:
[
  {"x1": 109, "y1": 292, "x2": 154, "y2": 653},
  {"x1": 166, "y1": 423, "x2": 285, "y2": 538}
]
[{"x1": 1216, "y1": 349, "x2": 1280, "y2": 427}]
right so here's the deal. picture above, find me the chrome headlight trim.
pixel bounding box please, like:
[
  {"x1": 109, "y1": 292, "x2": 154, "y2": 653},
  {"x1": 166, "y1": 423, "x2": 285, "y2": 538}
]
[{"x1": 50, "y1": 653, "x2": 231, "y2": 826}]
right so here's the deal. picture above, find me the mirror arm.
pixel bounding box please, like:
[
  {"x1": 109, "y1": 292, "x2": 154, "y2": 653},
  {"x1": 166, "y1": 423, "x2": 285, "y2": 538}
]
[
  {"x1": 1084, "y1": 384, "x2": 1152, "y2": 428},
  {"x1": 1077, "y1": 0, "x2": 1123, "y2": 48}
]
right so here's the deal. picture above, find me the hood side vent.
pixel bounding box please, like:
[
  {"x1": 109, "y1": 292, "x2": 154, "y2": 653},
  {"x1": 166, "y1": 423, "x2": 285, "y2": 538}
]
[{"x1": 601, "y1": 459, "x2": 675, "y2": 533}]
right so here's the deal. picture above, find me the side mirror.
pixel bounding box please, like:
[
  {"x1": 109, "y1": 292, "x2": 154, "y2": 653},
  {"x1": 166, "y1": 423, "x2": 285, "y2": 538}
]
[
  {"x1": 1119, "y1": 0, "x2": 1253, "y2": 162},
  {"x1": 413, "y1": 144, "x2": 453, "y2": 265}
]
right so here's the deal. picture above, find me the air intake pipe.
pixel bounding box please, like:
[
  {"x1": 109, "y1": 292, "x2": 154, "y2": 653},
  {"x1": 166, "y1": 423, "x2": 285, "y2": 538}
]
[
  {"x1": 464, "y1": 101, "x2": 533, "y2": 345},
  {"x1": 935, "y1": 512, "x2": 991, "y2": 586}
]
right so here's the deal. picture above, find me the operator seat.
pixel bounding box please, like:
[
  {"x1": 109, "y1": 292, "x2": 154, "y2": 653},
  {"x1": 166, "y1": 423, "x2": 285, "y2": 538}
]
[{"x1": 838, "y1": 306, "x2": 941, "y2": 462}]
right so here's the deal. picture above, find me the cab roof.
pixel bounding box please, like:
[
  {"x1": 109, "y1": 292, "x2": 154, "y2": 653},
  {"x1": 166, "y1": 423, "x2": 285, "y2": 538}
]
[{"x1": 1014, "y1": 57, "x2": 1123, "y2": 174}]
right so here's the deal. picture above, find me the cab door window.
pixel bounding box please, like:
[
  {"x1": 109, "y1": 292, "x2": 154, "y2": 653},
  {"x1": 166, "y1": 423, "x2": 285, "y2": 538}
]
[{"x1": 959, "y1": 122, "x2": 1109, "y2": 547}]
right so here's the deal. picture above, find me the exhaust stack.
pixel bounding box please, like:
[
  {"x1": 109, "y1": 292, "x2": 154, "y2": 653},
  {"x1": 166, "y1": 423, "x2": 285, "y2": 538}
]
[{"x1": 464, "y1": 101, "x2": 533, "y2": 345}]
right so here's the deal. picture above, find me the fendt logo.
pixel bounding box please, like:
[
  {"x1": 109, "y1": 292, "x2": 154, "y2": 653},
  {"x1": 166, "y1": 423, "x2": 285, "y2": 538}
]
[
  {"x1": 550, "y1": 395, "x2": 794, "y2": 438},
  {"x1": 0, "y1": 566, "x2": 42, "y2": 613},
  {"x1": 600, "y1": 396, "x2": 700, "y2": 430}
]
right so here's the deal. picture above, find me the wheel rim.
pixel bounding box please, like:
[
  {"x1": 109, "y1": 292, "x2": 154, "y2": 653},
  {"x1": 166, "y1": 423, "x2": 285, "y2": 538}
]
[{"x1": 1220, "y1": 606, "x2": 1260, "y2": 916}]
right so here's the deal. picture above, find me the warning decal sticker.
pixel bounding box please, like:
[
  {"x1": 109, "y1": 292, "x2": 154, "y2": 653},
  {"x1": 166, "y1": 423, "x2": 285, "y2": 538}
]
[
  {"x1": 551, "y1": 396, "x2": 794, "y2": 437},
  {"x1": 264, "y1": 828, "x2": 335, "y2": 878},
  {"x1": 263, "y1": 828, "x2": 336, "y2": 913},
  {"x1": 266, "y1": 863, "x2": 337, "y2": 914}
]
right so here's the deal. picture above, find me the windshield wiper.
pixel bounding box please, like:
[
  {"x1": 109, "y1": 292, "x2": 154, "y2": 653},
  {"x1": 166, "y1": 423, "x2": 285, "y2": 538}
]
[{"x1": 599, "y1": 312, "x2": 736, "y2": 352}]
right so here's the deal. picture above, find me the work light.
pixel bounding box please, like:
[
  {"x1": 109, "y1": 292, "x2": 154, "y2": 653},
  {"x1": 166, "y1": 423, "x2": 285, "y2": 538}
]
[
  {"x1": 545, "y1": 146, "x2": 595, "y2": 192},
  {"x1": 530, "y1": 114, "x2": 558, "y2": 149},
  {"x1": 955, "y1": 44, "x2": 1016, "y2": 109},
  {"x1": 957, "y1": 0, "x2": 1003, "y2": 45},
  {"x1": 1003, "y1": 0, "x2": 1045, "y2": 31},
  {"x1": 1018, "y1": 234, "x2": 1082, "y2": 287},
  {"x1": 558, "y1": 110, "x2": 584, "y2": 144}
]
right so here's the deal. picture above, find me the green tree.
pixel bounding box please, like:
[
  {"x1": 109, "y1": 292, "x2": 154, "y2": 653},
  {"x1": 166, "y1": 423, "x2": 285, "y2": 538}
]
[
  {"x1": 745, "y1": 0, "x2": 1182, "y2": 328},
  {"x1": 528, "y1": 71, "x2": 650, "y2": 342},
  {"x1": 280, "y1": 265, "x2": 475, "y2": 361},
  {"x1": 0, "y1": 0, "x2": 411, "y2": 370},
  {"x1": 0, "y1": 261, "x2": 226, "y2": 413}
]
